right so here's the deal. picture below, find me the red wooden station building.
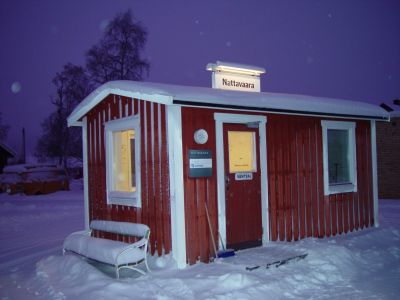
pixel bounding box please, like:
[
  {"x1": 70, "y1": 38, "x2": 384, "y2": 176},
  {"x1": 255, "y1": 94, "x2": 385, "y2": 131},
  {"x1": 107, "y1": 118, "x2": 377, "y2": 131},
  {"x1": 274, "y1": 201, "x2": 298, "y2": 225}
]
[{"x1": 68, "y1": 62, "x2": 389, "y2": 268}]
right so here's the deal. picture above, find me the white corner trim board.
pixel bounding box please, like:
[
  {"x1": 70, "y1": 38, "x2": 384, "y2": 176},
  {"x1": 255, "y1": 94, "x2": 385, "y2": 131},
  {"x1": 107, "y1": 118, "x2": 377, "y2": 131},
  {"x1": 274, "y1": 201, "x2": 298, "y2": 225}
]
[
  {"x1": 167, "y1": 105, "x2": 187, "y2": 269},
  {"x1": 370, "y1": 120, "x2": 379, "y2": 227},
  {"x1": 82, "y1": 117, "x2": 90, "y2": 230},
  {"x1": 214, "y1": 113, "x2": 269, "y2": 248}
]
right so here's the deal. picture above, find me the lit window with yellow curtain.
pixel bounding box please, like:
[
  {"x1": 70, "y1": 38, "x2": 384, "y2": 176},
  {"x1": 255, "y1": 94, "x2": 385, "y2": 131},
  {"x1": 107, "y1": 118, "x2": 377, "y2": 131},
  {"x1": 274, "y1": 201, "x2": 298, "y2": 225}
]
[
  {"x1": 112, "y1": 129, "x2": 136, "y2": 192},
  {"x1": 105, "y1": 115, "x2": 140, "y2": 207},
  {"x1": 228, "y1": 131, "x2": 257, "y2": 173}
]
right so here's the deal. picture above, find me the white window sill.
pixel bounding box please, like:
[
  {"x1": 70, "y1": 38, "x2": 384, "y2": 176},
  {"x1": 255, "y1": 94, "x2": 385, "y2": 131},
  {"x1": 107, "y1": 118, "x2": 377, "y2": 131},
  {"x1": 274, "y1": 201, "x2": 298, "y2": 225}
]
[
  {"x1": 325, "y1": 183, "x2": 357, "y2": 196},
  {"x1": 108, "y1": 191, "x2": 141, "y2": 207}
]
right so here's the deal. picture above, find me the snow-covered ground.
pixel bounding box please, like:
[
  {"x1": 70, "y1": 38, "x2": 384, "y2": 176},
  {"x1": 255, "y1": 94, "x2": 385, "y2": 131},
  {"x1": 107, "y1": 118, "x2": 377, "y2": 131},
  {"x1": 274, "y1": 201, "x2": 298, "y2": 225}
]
[{"x1": 0, "y1": 183, "x2": 399, "y2": 299}]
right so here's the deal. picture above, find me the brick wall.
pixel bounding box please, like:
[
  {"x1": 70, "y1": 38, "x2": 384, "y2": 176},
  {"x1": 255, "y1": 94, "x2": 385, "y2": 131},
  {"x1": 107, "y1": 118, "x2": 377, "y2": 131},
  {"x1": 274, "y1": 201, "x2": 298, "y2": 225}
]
[{"x1": 376, "y1": 117, "x2": 400, "y2": 199}]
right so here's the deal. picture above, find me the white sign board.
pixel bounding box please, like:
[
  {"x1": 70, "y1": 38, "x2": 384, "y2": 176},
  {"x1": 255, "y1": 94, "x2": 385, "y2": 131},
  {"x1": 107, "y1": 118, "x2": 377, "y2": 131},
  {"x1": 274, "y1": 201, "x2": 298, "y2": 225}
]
[
  {"x1": 190, "y1": 158, "x2": 212, "y2": 169},
  {"x1": 235, "y1": 172, "x2": 253, "y2": 181},
  {"x1": 212, "y1": 72, "x2": 261, "y2": 92}
]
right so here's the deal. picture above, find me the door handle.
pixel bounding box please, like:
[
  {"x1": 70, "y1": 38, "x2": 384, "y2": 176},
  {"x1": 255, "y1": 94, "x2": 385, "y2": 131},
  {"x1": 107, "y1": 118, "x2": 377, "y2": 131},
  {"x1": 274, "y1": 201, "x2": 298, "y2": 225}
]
[{"x1": 225, "y1": 175, "x2": 230, "y2": 191}]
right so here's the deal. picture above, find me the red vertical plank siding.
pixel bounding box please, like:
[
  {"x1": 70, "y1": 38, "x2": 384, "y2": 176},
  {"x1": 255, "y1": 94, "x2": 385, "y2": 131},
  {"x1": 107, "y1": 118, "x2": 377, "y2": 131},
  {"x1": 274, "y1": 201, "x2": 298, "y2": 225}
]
[
  {"x1": 366, "y1": 124, "x2": 374, "y2": 227},
  {"x1": 92, "y1": 114, "x2": 99, "y2": 226},
  {"x1": 298, "y1": 121, "x2": 306, "y2": 239},
  {"x1": 365, "y1": 121, "x2": 374, "y2": 226},
  {"x1": 83, "y1": 95, "x2": 171, "y2": 256},
  {"x1": 206, "y1": 177, "x2": 217, "y2": 257},
  {"x1": 359, "y1": 123, "x2": 367, "y2": 230},
  {"x1": 347, "y1": 122, "x2": 355, "y2": 231},
  {"x1": 267, "y1": 118, "x2": 278, "y2": 241},
  {"x1": 204, "y1": 114, "x2": 216, "y2": 258},
  {"x1": 267, "y1": 116, "x2": 331, "y2": 241},
  {"x1": 356, "y1": 123, "x2": 365, "y2": 230},
  {"x1": 115, "y1": 97, "x2": 122, "y2": 242},
  {"x1": 160, "y1": 104, "x2": 172, "y2": 253},
  {"x1": 83, "y1": 92, "x2": 376, "y2": 264},
  {"x1": 276, "y1": 123, "x2": 285, "y2": 241},
  {"x1": 361, "y1": 129, "x2": 368, "y2": 229},
  {"x1": 182, "y1": 113, "x2": 198, "y2": 264},
  {"x1": 343, "y1": 193, "x2": 351, "y2": 233},
  {"x1": 185, "y1": 170, "x2": 198, "y2": 264},
  {"x1": 302, "y1": 121, "x2": 309, "y2": 238},
  {"x1": 127, "y1": 98, "x2": 137, "y2": 241},
  {"x1": 290, "y1": 119, "x2": 300, "y2": 241},
  {"x1": 92, "y1": 115, "x2": 100, "y2": 223},
  {"x1": 121, "y1": 97, "x2": 128, "y2": 118},
  {"x1": 353, "y1": 162, "x2": 360, "y2": 231},
  {"x1": 304, "y1": 124, "x2": 313, "y2": 237},
  {"x1": 197, "y1": 179, "x2": 209, "y2": 262},
  {"x1": 337, "y1": 193, "x2": 343, "y2": 234},
  {"x1": 87, "y1": 118, "x2": 95, "y2": 235},
  {"x1": 181, "y1": 107, "x2": 218, "y2": 264},
  {"x1": 343, "y1": 193, "x2": 349, "y2": 233},
  {"x1": 96, "y1": 107, "x2": 102, "y2": 223},
  {"x1": 363, "y1": 122, "x2": 373, "y2": 227},
  {"x1": 349, "y1": 192, "x2": 355, "y2": 232},
  {"x1": 310, "y1": 122, "x2": 319, "y2": 237},
  {"x1": 284, "y1": 121, "x2": 293, "y2": 241},
  {"x1": 364, "y1": 124, "x2": 372, "y2": 227},
  {"x1": 140, "y1": 100, "x2": 148, "y2": 227},
  {"x1": 361, "y1": 123, "x2": 368, "y2": 228},
  {"x1": 316, "y1": 123, "x2": 325, "y2": 238},
  {"x1": 110, "y1": 96, "x2": 118, "y2": 235},
  {"x1": 153, "y1": 104, "x2": 163, "y2": 255},
  {"x1": 99, "y1": 105, "x2": 106, "y2": 226},
  {"x1": 324, "y1": 196, "x2": 332, "y2": 237},
  {"x1": 127, "y1": 98, "x2": 133, "y2": 116},
  {"x1": 331, "y1": 194, "x2": 338, "y2": 236},
  {"x1": 146, "y1": 101, "x2": 155, "y2": 254},
  {"x1": 105, "y1": 102, "x2": 113, "y2": 222},
  {"x1": 134, "y1": 99, "x2": 142, "y2": 225}
]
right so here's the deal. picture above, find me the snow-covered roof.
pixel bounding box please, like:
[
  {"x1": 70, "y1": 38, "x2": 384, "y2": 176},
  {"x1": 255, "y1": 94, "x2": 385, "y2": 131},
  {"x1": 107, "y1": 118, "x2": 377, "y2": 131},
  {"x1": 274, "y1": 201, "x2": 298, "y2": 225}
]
[{"x1": 68, "y1": 80, "x2": 389, "y2": 126}]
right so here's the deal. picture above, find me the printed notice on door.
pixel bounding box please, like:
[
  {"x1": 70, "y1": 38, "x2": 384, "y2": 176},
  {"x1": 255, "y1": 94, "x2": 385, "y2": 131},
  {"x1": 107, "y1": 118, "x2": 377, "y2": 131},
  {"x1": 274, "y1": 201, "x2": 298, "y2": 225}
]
[{"x1": 228, "y1": 131, "x2": 257, "y2": 173}]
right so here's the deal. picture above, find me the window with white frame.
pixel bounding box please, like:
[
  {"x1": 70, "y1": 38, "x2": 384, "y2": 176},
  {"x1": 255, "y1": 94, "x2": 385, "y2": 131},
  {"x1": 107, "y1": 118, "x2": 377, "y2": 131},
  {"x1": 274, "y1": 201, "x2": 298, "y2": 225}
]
[
  {"x1": 321, "y1": 120, "x2": 357, "y2": 195},
  {"x1": 105, "y1": 115, "x2": 141, "y2": 207}
]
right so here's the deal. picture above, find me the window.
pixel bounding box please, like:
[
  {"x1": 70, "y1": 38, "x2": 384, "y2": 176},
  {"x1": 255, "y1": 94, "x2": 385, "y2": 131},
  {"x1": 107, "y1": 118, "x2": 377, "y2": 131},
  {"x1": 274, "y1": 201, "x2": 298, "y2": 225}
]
[
  {"x1": 228, "y1": 131, "x2": 257, "y2": 173},
  {"x1": 105, "y1": 115, "x2": 141, "y2": 207},
  {"x1": 321, "y1": 120, "x2": 357, "y2": 195}
]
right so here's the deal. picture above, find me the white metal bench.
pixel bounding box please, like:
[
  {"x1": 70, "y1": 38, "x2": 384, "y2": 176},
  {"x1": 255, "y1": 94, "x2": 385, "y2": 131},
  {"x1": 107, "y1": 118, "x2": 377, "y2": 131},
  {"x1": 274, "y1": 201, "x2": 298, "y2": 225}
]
[{"x1": 63, "y1": 220, "x2": 150, "y2": 278}]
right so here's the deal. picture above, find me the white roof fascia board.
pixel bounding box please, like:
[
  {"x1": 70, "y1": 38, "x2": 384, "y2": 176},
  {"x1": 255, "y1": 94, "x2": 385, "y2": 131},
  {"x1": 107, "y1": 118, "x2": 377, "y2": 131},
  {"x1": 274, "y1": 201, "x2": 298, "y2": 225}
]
[
  {"x1": 174, "y1": 101, "x2": 386, "y2": 121},
  {"x1": 72, "y1": 121, "x2": 83, "y2": 127},
  {"x1": 68, "y1": 83, "x2": 173, "y2": 127},
  {"x1": 172, "y1": 91, "x2": 388, "y2": 120}
]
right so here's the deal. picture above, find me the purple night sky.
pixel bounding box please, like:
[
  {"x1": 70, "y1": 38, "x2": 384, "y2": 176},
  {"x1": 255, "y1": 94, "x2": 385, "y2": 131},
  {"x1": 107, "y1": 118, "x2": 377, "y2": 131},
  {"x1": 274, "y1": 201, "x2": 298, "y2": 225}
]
[{"x1": 1, "y1": 0, "x2": 399, "y2": 156}]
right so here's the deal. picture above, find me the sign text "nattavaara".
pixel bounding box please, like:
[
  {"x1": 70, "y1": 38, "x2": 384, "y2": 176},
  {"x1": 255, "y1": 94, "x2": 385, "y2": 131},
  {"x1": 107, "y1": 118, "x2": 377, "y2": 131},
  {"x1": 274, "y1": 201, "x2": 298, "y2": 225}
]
[{"x1": 222, "y1": 78, "x2": 255, "y2": 89}]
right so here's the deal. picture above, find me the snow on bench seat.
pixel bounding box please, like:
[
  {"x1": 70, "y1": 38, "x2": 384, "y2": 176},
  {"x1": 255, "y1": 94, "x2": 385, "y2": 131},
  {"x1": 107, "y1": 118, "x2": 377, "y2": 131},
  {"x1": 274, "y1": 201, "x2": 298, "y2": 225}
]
[{"x1": 63, "y1": 220, "x2": 150, "y2": 278}]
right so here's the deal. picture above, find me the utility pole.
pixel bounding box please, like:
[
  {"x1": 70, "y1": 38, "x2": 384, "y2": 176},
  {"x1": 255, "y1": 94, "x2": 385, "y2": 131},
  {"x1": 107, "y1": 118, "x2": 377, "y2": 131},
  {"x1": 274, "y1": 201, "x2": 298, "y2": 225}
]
[{"x1": 20, "y1": 127, "x2": 26, "y2": 164}]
